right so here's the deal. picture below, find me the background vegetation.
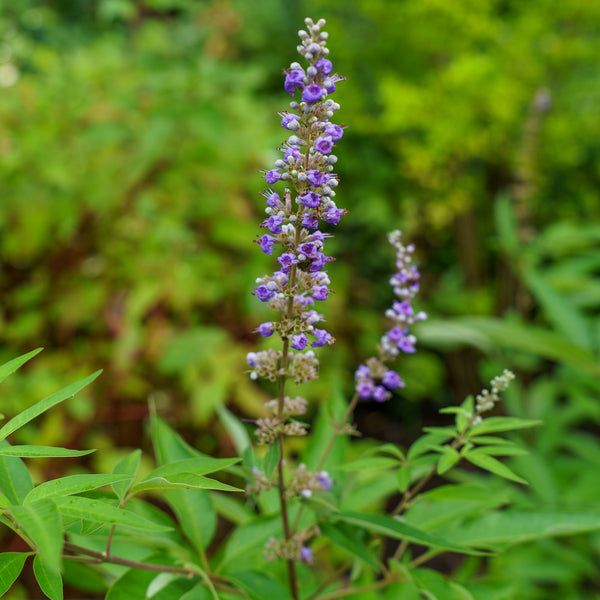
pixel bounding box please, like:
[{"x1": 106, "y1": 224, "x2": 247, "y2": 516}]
[{"x1": 0, "y1": 0, "x2": 599, "y2": 597}]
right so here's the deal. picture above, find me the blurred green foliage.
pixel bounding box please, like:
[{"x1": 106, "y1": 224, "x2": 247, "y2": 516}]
[{"x1": 0, "y1": 0, "x2": 599, "y2": 597}]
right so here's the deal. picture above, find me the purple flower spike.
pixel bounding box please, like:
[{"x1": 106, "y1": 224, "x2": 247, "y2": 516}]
[
  {"x1": 382, "y1": 370, "x2": 404, "y2": 390},
  {"x1": 312, "y1": 285, "x2": 329, "y2": 301},
  {"x1": 301, "y1": 546, "x2": 313, "y2": 564},
  {"x1": 357, "y1": 380, "x2": 374, "y2": 399}
]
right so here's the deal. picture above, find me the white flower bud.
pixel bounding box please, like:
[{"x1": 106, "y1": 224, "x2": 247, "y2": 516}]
[{"x1": 275, "y1": 159, "x2": 285, "y2": 168}]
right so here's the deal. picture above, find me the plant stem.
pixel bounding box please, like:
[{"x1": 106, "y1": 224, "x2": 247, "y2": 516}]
[{"x1": 275, "y1": 242, "x2": 301, "y2": 600}]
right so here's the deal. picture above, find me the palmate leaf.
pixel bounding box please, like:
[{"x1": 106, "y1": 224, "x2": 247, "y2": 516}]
[
  {"x1": 0, "y1": 552, "x2": 29, "y2": 596},
  {"x1": 0, "y1": 348, "x2": 43, "y2": 385},
  {"x1": 24, "y1": 474, "x2": 132, "y2": 504},
  {"x1": 33, "y1": 554, "x2": 63, "y2": 600},
  {"x1": 0, "y1": 446, "x2": 94, "y2": 458},
  {"x1": 0, "y1": 370, "x2": 102, "y2": 443},
  {"x1": 334, "y1": 512, "x2": 485, "y2": 556}
]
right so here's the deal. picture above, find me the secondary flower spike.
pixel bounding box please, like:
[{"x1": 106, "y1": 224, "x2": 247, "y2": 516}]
[
  {"x1": 248, "y1": 17, "x2": 347, "y2": 383},
  {"x1": 355, "y1": 231, "x2": 428, "y2": 402}
]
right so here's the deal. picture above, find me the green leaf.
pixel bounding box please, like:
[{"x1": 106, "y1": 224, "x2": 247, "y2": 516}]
[
  {"x1": 149, "y1": 413, "x2": 217, "y2": 552},
  {"x1": 397, "y1": 465, "x2": 411, "y2": 493},
  {"x1": 0, "y1": 552, "x2": 29, "y2": 596},
  {"x1": 523, "y1": 267, "x2": 592, "y2": 349},
  {"x1": 437, "y1": 447, "x2": 460, "y2": 475},
  {"x1": 463, "y1": 450, "x2": 528, "y2": 484},
  {"x1": 404, "y1": 484, "x2": 510, "y2": 531},
  {"x1": 0, "y1": 348, "x2": 43, "y2": 385},
  {"x1": 33, "y1": 554, "x2": 63, "y2": 600},
  {"x1": 0, "y1": 441, "x2": 34, "y2": 505},
  {"x1": 334, "y1": 511, "x2": 484, "y2": 555},
  {"x1": 442, "y1": 508, "x2": 600, "y2": 550},
  {"x1": 10, "y1": 500, "x2": 63, "y2": 574},
  {"x1": 53, "y1": 495, "x2": 171, "y2": 532},
  {"x1": 371, "y1": 443, "x2": 405, "y2": 461},
  {"x1": 319, "y1": 521, "x2": 380, "y2": 569},
  {"x1": 228, "y1": 570, "x2": 292, "y2": 600},
  {"x1": 469, "y1": 416, "x2": 542, "y2": 436},
  {"x1": 141, "y1": 457, "x2": 240, "y2": 481},
  {"x1": 335, "y1": 456, "x2": 401, "y2": 472},
  {"x1": 111, "y1": 449, "x2": 142, "y2": 501},
  {"x1": 216, "y1": 403, "x2": 251, "y2": 455},
  {"x1": 471, "y1": 445, "x2": 528, "y2": 457},
  {"x1": 24, "y1": 474, "x2": 131, "y2": 504},
  {"x1": 0, "y1": 446, "x2": 94, "y2": 458},
  {"x1": 180, "y1": 584, "x2": 213, "y2": 600},
  {"x1": 220, "y1": 515, "x2": 281, "y2": 569},
  {"x1": 131, "y1": 473, "x2": 242, "y2": 495},
  {"x1": 408, "y1": 430, "x2": 456, "y2": 460},
  {"x1": 0, "y1": 370, "x2": 102, "y2": 443},
  {"x1": 263, "y1": 442, "x2": 280, "y2": 481}
]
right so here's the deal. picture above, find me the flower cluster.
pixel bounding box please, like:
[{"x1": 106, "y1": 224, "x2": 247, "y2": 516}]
[
  {"x1": 355, "y1": 230, "x2": 428, "y2": 402},
  {"x1": 249, "y1": 16, "x2": 346, "y2": 379},
  {"x1": 472, "y1": 369, "x2": 515, "y2": 425},
  {"x1": 264, "y1": 526, "x2": 320, "y2": 563}
]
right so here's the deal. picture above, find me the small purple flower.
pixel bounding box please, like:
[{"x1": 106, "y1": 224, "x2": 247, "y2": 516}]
[
  {"x1": 278, "y1": 252, "x2": 298, "y2": 273},
  {"x1": 386, "y1": 326, "x2": 404, "y2": 343},
  {"x1": 298, "y1": 242, "x2": 318, "y2": 258},
  {"x1": 299, "y1": 191, "x2": 321, "y2": 208},
  {"x1": 309, "y1": 253, "x2": 331, "y2": 272},
  {"x1": 323, "y1": 123, "x2": 344, "y2": 141},
  {"x1": 317, "y1": 470, "x2": 333, "y2": 491},
  {"x1": 265, "y1": 215, "x2": 283, "y2": 234},
  {"x1": 291, "y1": 333, "x2": 308, "y2": 351},
  {"x1": 256, "y1": 322, "x2": 275, "y2": 337},
  {"x1": 382, "y1": 370, "x2": 404, "y2": 390},
  {"x1": 301, "y1": 546, "x2": 313, "y2": 564},
  {"x1": 312, "y1": 328, "x2": 333, "y2": 347},
  {"x1": 261, "y1": 189, "x2": 281, "y2": 207},
  {"x1": 357, "y1": 379, "x2": 374, "y2": 399},
  {"x1": 312, "y1": 285, "x2": 329, "y2": 301},
  {"x1": 259, "y1": 234, "x2": 277, "y2": 255},
  {"x1": 315, "y1": 58, "x2": 333, "y2": 75},
  {"x1": 307, "y1": 169, "x2": 328, "y2": 187},
  {"x1": 373, "y1": 385, "x2": 389, "y2": 403},
  {"x1": 302, "y1": 83, "x2": 326, "y2": 103},
  {"x1": 399, "y1": 336, "x2": 416, "y2": 353},
  {"x1": 393, "y1": 300, "x2": 413, "y2": 316},
  {"x1": 323, "y1": 78, "x2": 336, "y2": 93},
  {"x1": 314, "y1": 135, "x2": 334, "y2": 154},
  {"x1": 355, "y1": 364, "x2": 371, "y2": 380},
  {"x1": 302, "y1": 214, "x2": 319, "y2": 229},
  {"x1": 281, "y1": 113, "x2": 301, "y2": 130},
  {"x1": 265, "y1": 169, "x2": 281, "y2": 184},
  {"x1": 254, "y1": 285, "x2": 276, "y2": 302},
  {"x1": 284, "y1": 145, "x2": 302, "y2": 162},
  {"x1": 284, "y1": 68, "x2": 305, "y2": 95},
  {"x1": 324, "y1": 207, "x2": 343, "y2": 225}
]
